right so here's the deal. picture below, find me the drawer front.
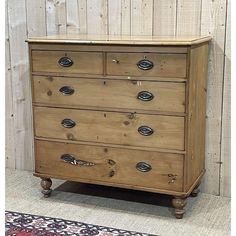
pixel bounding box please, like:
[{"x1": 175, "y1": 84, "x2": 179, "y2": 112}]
[
  {"x1": 34, "y1": 107, "x2": 185, "y2": 150},
  {"x1": 33, "y1": 76, "x2": 186, "y2": 113},
  {"x1": 107, "y1": 53, "x2": 187, "y2": 77},
  {"x1": 35, "y1": 140, "x2": 184, "y2": 191},
  {"x1": 32, "y1": 50, "x2": 103, "y2": 74}
]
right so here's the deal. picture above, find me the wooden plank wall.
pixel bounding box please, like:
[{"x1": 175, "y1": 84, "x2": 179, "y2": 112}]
[
  {"x1": 5, "y1": 0, "x2": 231, "y2": 197},
  {"x1": 220, "y1": 0, "x2": 231, "y2": 197}
]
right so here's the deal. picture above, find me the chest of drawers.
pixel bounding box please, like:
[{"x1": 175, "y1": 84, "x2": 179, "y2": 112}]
[{"x1": 27, "y1": 35, "x2": 211, "y2": 219}]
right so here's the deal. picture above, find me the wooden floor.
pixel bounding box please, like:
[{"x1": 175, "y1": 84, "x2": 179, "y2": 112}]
[{"x1": 6, "y1": 169, "x2": 231, "y2": 236}]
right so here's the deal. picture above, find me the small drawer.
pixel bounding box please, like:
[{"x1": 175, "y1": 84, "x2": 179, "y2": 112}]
[
  {"x1": 32, "y1": 50, "x2": 103, "y2": 75},
  {"x1": 106, "y1": 53, "x2": 187, "y2": 77},
  {"x1": 35, "y1": 140, "x2": 184, "y2": 192},
  {"x1": 32, "y1": 76, "x2": 186, "y2": 113},
  {"x1": 34, "y1": 107, "x2": 185, "y2": 150}
]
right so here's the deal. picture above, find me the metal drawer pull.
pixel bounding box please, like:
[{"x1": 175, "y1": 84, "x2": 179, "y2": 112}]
[
  {"x1": 61, "y1": 154, "x2": 95, "y2": 166},
  {"x1": 137, "y1": 59, "x2": 153, "y2": 70},
  {"x1": 137, "y1": 91, "x2": 154, "y2": 101},
  {"x1": 58, "y1": 57, "x2": 73, "y2": 67},
  {"x1": 61, "y1": 118, "x2": 76, "y2": 128},
  {"x1": 136, "y1": 162, "x2": 152, "y2": 172},
  {"x1": 138, "y1": 126, "x2": 154, "y2": 136},
  {"x1": 59, "y1": 86, "x2": 75, "y2": 95}
]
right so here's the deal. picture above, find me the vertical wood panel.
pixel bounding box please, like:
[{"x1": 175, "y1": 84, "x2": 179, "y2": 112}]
[
  {"x1": 26, "y1": 0, "x2": 46, "y2": 36},
  {"x1": 177, "y1": 0, "x2": 201, "y2": 35},
  {"x1": 66, "y1": 0, "x2": 79, "y2": 34},
  {"x1": 8, "y1": 0, "x2": 33, "y2": 170},
  {"x1": 153, "y1": 0, "x2": 177, "y2": 36},
  {"x1": 46, "y1": 0, "x2": 67, "y2": 35},
  {"x1": 131, "y1": 0, "x2": 153, "y2": 35},
  {"x1": 46, "y1": 0, "x2": 57, "y2": 35},
  {"x1": 87, "y1": 0, "x2": 108, "y2": 34},
  {"x1": 201, "y1": 0, "x2": 227, "y2": 195},
  {"x1": 25, "y1": 0, "x2": 47, "y2": 173},
  {"x1": 108, "y1": 0, "x2": 122, "y2": 35},
  {"x1": 121, "y1": 0, "x2": 131, "y2": 35},
  {"x1": 78, "y1": 0, "x2": 87, "y2": 34},
  {"x1": 220, "y1": 0, "x2": 231, "y2": 197},
  {"x1": 5, "y1": 1, "x2": 15, "y2": 169}
]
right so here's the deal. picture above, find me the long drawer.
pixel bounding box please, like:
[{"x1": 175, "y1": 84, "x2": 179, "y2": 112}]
[
  {"x1": 35, "y1": 140, "x2": 184, "y2": 192},
  {"x1": 32, "y1": 50, "x2": 103, "y2": 74},
  {"x1": 34, "y1": 107, "x2": 185, "y2": 150},
  {"x1": 107, "y1": 53, "x2": 187, "y2": 77},
  {"x1": 32, "y1": 76, "x2": 186, "y2": 113}
]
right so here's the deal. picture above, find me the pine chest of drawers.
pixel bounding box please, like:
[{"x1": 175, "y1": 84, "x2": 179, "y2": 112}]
[{"x1": 27, "y1": 35, "x2": 211, "y2": 219}]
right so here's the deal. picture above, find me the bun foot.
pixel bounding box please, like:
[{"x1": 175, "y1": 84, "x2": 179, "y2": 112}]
[
  {"x1": 40, "y1": 178, "x2": 52, "y2": 198},
  {"x1": 190, "y1": 182, "x2": 201, "y2": 197},
  {"x1": 172, "y1": 196, "x2": 187, "y2": 219}
]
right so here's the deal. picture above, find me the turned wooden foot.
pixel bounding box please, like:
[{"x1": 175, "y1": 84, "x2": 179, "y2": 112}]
[
  {"x1": 40, "y1": 178, "x2": 52, "y2": 198},
  {"x1": 190, "y1": 182, "x2": 201, "y2": 197},
  {"x1": 172, "y1": 196, "x2": 187, "y2": 219}
]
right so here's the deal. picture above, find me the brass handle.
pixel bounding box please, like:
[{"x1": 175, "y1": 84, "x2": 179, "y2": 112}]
[
  {"x1": 58, "y1": 57, "x2": 73, "y2": 67},
  {"x1": 137, "y1": 91, "x2": 154, "y2": 101},
  {"x1": 61, "y1": 119, "x2": 76, "y2": 128},
  {"x1": 60, "y1": 154, "x2": 95, "y2": 166},
  {"x1": 137, "y1": 59, "x2": 153, "y2": 70},
  {"x1": 138, "y1": 126, "x2": 154, "y2": 136},
  {"x1": 136, "y1": 162, "x2": 152, "y2": 172},
  {"x1": 59, "y1": 86, "x2": 75, "y2": 96}
]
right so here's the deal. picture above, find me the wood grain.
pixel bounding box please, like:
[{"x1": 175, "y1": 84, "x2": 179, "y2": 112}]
[
  {"x1": 78, "y1": 0, "x2": 87, "y2": 34},
  {"x1": 32, "y1": 76, "x2": 186, "y2": 113},
  {"x1": 26, "y1": 0, "x2": 46, "y2": 37},
  {"x1": 35, "y1": 136, "x2": 186, "y2": 154},
  {"x1": 35, "y1": 140, "x2": 184, "y2": 192},
  {"x1": 46, "y1": 0, "x2": 67, "y2": 35},
  {"x1": 177, "y1": 0, "x2": 201, "y2": 35},
  {"x1": 220, "y1": 0, "x2": 231, "y2": 197},
  {"x1": 106, "y1": 52, "x2": 187, "y2": 77},
  {"x1": 29, "y1": 43, "x2": 188, "y2": 53},
  {"x1": 201, "y1": 0, "x2": 227, "y2": 195},
  {"x1": 34, "y1": 107, "x2": 185, "y2": 150},
  {"x1": 153, "y1": 0, "x2": 177, "y2": 36},
  {"x1": 121, "y1": 0, "x2": 131, "y2": 35},
  {"x1": 108, "y1": 0, "x2": 122, "y2": 35},
  {"x1": 87, "y1": 0, "x2": 108, "y2": 34},
  {"x1": 185, "y1": 44, "x2": 209, "y2": 190},
  {"x1": 5, "y1": 1, "x2": 15, "y2": 169},
  {"x1": 27, "y1": 35, "x2": 211, "y2": 46},
  {"x1": 66, "y1": 0, "x2": 79, "y2": 34},
  {"x1": 8, "y1": 0, "x2": 34, "y2": 170},
  {"x1": 131, "y1": 0, "x2": 153, "y2": 35},
  {"x1": 32, "y1": 50, "x2": 103, "y2": 74}
]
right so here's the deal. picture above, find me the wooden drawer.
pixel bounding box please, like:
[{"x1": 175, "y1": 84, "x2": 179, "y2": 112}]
[
  {"x1": 32, "y1": 50, "x2": 103, "y2": 74},
  {"x1": 32, "y1": 76, "x2": 186, "y2": 113},
  {"x1": 34, "y1": 107, "x2": 185, "y2": 150},
  {"x1": 106, "y1": 53, "x2": 187, "y2": 77},
  {"x1": 35, "y1": 140, "x2": 184, "y2": 192}
]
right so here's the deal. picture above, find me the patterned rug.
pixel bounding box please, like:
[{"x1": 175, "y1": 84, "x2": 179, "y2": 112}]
[{"x1": 5, "y1": 211, "x2": 156, "y2": 236}]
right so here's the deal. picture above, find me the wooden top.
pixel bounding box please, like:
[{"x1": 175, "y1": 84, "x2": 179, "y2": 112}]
[{"x1": 26, "y1": 35, "x2": 211, "y2": 46}]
